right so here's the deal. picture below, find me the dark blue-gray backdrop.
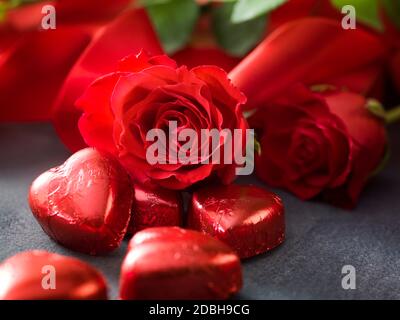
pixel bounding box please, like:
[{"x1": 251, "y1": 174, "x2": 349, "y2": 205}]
[{"x1": 1, "y1": 123, "x2": 399, "y2": 299}]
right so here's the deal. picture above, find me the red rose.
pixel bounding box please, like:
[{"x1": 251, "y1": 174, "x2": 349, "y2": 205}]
[
  {"x1": 250, "y1": 84, "x2": 387, "y2": 208},
  {"x1": 77, "y1": 51, "x2": 247, "y2": 190},
  {"x1": 269, "y1": 2, "x2": 399, "y2": 98},
  {"x1": 173, "y1": 47, "x2": 241, "y2": 73}
]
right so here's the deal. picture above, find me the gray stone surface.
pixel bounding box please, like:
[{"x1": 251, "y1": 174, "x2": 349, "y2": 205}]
[{"x1": 0, "y1": 123, "x2": 399, "y2": 300}]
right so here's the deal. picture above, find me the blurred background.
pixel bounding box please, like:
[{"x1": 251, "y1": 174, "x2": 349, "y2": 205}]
[{"x1": 0, "y1": 0, "x2": 399, "y2": 123}]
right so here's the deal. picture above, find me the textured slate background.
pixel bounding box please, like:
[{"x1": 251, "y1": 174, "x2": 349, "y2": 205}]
[{"x1": 0, "y1": 123, "x2": 399, "y2": 300}]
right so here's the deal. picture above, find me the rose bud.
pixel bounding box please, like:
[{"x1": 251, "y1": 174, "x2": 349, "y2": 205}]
[
  {"x1": 0, "y1": 251, "x2": 107, "y2": 300},
  {"x1": 249, "y1": 84, "x2": 387, "y2": 209},
  {"x1": 188, "y1": 184, "x2": 285, "y2": 258},
  {"x1": 120, "y1": 227, "x2": 242, "y2": 300},
  {"x1": 229, "y1": 18, "x2": 386, "y2": 111},
  {"x1": 75, "y1": 50, "x2": 247, "y2": 190},
  {"x1": 29, "y1": 148, "x2": 133, "y2": 255},
  {"x1": 128, "y1": 184, "x2": 183, "y2": 235}
]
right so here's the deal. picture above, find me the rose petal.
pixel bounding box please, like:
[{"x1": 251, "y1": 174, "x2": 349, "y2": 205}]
[
  {"x1": 53, "y1": 9, "x2": 163, "y2": 152},
  {"x1": 323, "y1": 92, "x2": 387, "y2": 207},
  {"x1": 77, "y1": 73, "x2": 124, "y2": 155},
  {"x1": 0, "y1": 27, "x2": 91, "y2": 121},
  {"x1": 229, "y1": 18, "x2": 386, "y2": 110},
  {"x1": 173, "y1": 47, "x2": 241, "y2": 72}
]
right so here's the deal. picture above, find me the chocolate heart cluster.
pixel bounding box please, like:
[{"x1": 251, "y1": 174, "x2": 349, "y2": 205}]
[{"x1": 1, "y1": 147, "x2": 285, "y2": 300}]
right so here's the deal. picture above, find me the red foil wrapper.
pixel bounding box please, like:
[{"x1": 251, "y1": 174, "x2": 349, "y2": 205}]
[
  {"x1": 120, "y1": 227, "x2": 242, "y2": 300},
  {"x1": 128, "y1": 184, "x2": 183, "y2": 235},
  {"x1": 0, "y1": 251, "x2": 107, "y2": 300},
  {"x1": 188, "y1": 184, "x2": 285, "y2": 258},
  {"x1": 29, "y1": 148, "x2": 133, "y2": 255}
]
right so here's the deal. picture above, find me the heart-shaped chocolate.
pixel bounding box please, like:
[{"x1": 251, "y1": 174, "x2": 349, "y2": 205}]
[
  {"x1": 120, "y1": 227, "x2": 242, "y2": 300},
  {"x1": 0, "y1": 251, "x2": 107, "y2": 300},
  {"x1": 188, "y1": 184, "x2": 285, "y2": 258},
  {"x1": 29, "y1": 148, "x2": 133, "y2": 255},
  {"x1": 128, "y1": 184, "x2": 183, "y2": 235}
]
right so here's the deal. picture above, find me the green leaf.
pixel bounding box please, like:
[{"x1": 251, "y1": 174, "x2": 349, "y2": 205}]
[
  {"x1": 310, "y1": 84, "x2": 337, "y2": 93},
  {"x1": 0, "y1": 0, "x2": 43, "y2": 22},
  {"x1": 146, "y1": 0, "x2": 200, "y2": 54},
  {"x1": 231, "y1": 0, "x2": 287, "y2": 24},
  {"x1": 331, "y1": 0, "x2": 383, "y2": 31},
  {"x1": 254, "y1": 138, "x2": 261, "y2": 156},
  {"x1": 212, "y1": 2, "x2": 267, "y2": 57},
  {"x1": 196, "y1": 0, "x2": 237, "y2": 3},
  {"x1": 0, "y1": 7, "x2": 6, "y2": 22},
  {"x1": 366, "y1": 99, "x2": 387, "y2": 121},
  {"x1": 0, "y1": 1, "x2": 17, "y2": 22},
  {"x1": 138, "y1": 0, "x2": 172, "y2": 6},
  {"x1": 366, "y1": 100, "x2": 400, "y2": 125},
  {"x1": 382, "y1": 0, "x2": 400, "y2": 29},
  {"x1": 243, "y1": 109, "x2": 257, "y2": 119}
]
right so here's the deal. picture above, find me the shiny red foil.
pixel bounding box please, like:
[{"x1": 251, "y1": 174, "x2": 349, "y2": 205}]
[
  {"x1": 29, "y1": 148, "x2": 133, "y2": 255},
  {"x1": 120, "y1": 227, "x2": 242, "y2": 300},
  {"x1": 128, "y1": 184, "x2": 183, "y2": 235},
  {"x1": 0, "y1": 251, "x2": 107, "y2": 300},
  {"x1": 188, "y1": 184, "x2": 285, "y2": 259}
]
